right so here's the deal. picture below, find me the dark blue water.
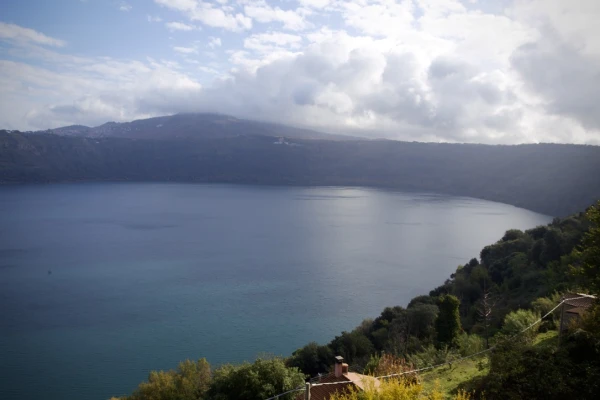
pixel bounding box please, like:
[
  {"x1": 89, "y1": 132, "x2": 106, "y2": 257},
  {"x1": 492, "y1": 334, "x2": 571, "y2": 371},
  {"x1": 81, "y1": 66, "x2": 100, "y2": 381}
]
[{"x1": 0, "y1": 183, "x2": 551, "y2": 400}]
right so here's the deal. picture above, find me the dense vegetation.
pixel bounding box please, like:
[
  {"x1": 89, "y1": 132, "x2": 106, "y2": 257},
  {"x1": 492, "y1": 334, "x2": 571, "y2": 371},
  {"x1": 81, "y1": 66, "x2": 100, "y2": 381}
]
[
  {"x1": 110, "y1": 357, "x2": 304, "y2": 400},
  {"x1": 113, "y1": 201, "x2": 600, "y2": 400},
  {"x1": 287, "y1": 204, "x2": 594, "y2": 375},
  {"x1": 3, "y1": 129, "x2": 600, "y2": 216}
]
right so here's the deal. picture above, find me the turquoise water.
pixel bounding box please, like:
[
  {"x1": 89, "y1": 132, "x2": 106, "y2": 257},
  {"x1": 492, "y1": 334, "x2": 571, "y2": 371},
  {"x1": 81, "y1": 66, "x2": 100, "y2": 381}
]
[{"x1": 0, "y1": 183, "x2": 552, "y2": 400}]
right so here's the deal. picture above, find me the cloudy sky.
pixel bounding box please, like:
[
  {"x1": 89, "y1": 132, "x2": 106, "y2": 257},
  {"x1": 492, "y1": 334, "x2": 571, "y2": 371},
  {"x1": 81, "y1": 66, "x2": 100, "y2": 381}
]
[{"x1": 1, "y1": 0, "x2": 599, "y2": 144}]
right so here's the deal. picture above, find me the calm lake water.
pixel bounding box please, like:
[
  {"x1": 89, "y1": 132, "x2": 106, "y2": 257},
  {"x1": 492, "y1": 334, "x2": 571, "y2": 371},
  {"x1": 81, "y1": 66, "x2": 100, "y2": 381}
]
[{"x1": 0, "y1": 183, "x2": 552, "y2": 400}]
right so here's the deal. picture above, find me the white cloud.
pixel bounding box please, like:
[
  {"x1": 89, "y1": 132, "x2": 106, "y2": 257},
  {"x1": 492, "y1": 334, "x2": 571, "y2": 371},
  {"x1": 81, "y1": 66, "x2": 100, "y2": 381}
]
[
  {"x1": 244, "y1": 32, "x2": 303, "y2": 53},
  {"x1": 173, "y1": 46, "x2": 198, "y2": 54},
  {"x1": 339, "y1": 0, "x2": 415, "y2": 37},
  {"x1": 119, "y1": 2, "x2": 132, "y2": 12},
  {"x1": 0, "y1": 52, "x2": 202, "y2": 130},
  {"x1": 508, "y1": 0, "x2": 600, "y2": 132},
  {"x1": 0, "y1": 22, "x2": 66, "y2": 47},
  {"x1": 2, "y1": 2, "x2": 600, "y2": 144},
  {"x1": 154, "y1": 0, "x2": 197, "y2": 11},
  {"x1": 165, "y1": 21, "x2": 198, "y2": 31},
  {"x1": 147, "y1": 15, "x2": 163, "y2": 22},
  {"x1": 199, "y1": 65, "x2": 220, "y2": 74},
  {"x1": 244, "y1": 1, "x2": 311, "y2": 31},
  {"x1": 208, "y1": 36, "x2": 222, "y2": 48},
  {"x1": 155, "y1": 0, "x2": 252, "y2": 31},
  {"x1": 298, "y1": 0, "x2": 331, "y2": 9}
]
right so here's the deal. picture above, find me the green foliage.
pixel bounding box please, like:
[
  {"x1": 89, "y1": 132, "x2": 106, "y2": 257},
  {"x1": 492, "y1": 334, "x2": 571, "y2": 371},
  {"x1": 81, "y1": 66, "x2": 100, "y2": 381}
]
[
  {"x1": 329, "y1": 377, "x2": 469, "y2": 400},
  {"x1": 429, "y1": 211, "x2": 591, "y2": 334},
  {"x1": 407, "y1": 304, "x2": 439, "y2": 340},
  {"x1": 422, "y1": 357, "x2": 489, "y2": 398},
  {"x1": 408, "y1": 345, "x2": 460, "y2": 369},
  {"x1": 531, "y1": 293, "x2": 562, "y2": 331},
  {"x1": 471, "y1": 210, "x2": 600, "y2": 399},
  {"x1": 530, "y1": 296, "x2": 555, "y2": 316},
  {"x1": 479, "y1": 323, "x2": 600, "y2": 400},
  {"x1": 286, "y1": 342, "x2": 333, "y2": 377},
  {"x1": 329, "y1": 331, "x2": 375, "y2": 366},
  {"x1": 456, "y1": 333, "x2": 485, "y2": 357},
  {"x1": 407, "y1": 295, "x2": 436, "y2": 308},
  {"x1": 114, "y1": 203, "x2": 600, "y2": 400},
  {"x1": 483, "y1": 339, "x2": 570, "y2": 399},
  {"x1": 502, "y1": 229, "x2": 525, "y2": 242},
  {"x1": 501, "y1": 309, "x2": 539, "y2": 343},
  {"x1": 207, "y1": 357, "x2": 304, "y2": 400},
  {"x1": 435, "y1": 295, "x2": 462, "y2": 347},
  {"x1": 571, "y1": 201, "x2": 600, "y2": 295},
  {"x1": 117, "y1": 359, "x2": 211, "y2": 400}
]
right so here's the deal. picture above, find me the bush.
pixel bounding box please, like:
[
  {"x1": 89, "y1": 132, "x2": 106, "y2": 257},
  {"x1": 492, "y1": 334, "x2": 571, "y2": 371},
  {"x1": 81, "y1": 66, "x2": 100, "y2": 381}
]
[
  {"x1": 362, "y1": 353, "x2": 416, "y2": 382},
  {"x1": 456, "y1": 333, "x2": 485, "y2": 357},
  {"x1": 408, "y1": 345, "x2": 460, "y2": 369},
  {"x1": 501, "y1": 309, "x2": 539, "y2": 343},
  {"x1": 208, "y1": 357, "x2": 304, "y2": 400},
  {"x1": 114, "y1": 358, "x2": 211, "y2": 400}
]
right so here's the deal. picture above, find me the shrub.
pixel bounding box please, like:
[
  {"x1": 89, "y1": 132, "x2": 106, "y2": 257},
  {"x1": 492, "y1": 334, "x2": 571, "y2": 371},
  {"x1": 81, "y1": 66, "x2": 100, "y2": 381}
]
[
  {"x1": 115, "y1": 358, "x2": 211, "y2": 400},
  {"x1": 208, "y1": 357, "x2": 304, "y2": 400},
  {"x1": 501, "y1": 309, "x2": 539, "y2": 343},
  {"x1": 329, "y1": 378, "x2": 470, "y2": 400}
]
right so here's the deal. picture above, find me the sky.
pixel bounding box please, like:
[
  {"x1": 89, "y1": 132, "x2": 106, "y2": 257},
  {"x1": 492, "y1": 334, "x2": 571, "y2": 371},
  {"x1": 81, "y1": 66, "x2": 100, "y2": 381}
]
[{"x1": 1, "y1": 0, "x2": 599, "y2": 144}]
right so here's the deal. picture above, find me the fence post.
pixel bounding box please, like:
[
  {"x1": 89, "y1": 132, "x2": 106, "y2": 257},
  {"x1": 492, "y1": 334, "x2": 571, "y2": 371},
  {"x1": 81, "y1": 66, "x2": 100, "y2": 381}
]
[{"x1": 305, "y1": 382, "x2": 311, "y2": 400}]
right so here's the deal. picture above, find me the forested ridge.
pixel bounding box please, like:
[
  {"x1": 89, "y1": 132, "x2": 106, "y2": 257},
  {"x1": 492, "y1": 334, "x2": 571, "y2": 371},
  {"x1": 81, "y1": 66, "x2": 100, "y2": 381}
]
[
  {"x1": 112, "y1": 202, "x2": 600, "y2": 400},
  {"x1": 2, "y1": 129, "x2": 600, "y2": 216}
]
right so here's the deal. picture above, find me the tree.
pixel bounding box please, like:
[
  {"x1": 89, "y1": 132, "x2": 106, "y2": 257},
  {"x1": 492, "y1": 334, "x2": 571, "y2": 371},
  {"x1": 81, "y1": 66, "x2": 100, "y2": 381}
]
[
  {"x1": 286, "y1": 342, "x2": 333, "y2": 376},
  {"x1": 114, "y1": 358, "x2": 211, "y2": 400},
  {"x1": 571, "y1": 201, "x2": 600, "y2": 295},
  {"x1": 207, "y1": 357, "x2": 304, "y2": 400},
  {"x1": 484, "y1": 339, "x2": 571, "y2": 400},
  {"x1": 329, "y1": 331, "x2": 375, "y2": 365},
  {"x1": 406, "y1": 304, "x2": 438, "y2": 340},
  {"x1": 435, "y1": 295, "x2": 462, "y2": 347}
]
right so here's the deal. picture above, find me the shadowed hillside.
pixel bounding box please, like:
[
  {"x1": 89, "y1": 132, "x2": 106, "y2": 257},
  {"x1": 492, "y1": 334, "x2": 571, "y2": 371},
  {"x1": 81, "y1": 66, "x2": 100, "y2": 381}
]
[
  {"x1": 36, "y1": 113, "x2": 357, "y2": 141},
  {"x1": 1, "y1": 129, "x2": 599, "y2": 216}
]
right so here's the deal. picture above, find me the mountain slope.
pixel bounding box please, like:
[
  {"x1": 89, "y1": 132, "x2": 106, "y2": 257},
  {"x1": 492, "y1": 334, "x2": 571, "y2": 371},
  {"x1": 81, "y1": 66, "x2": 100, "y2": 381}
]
[
  {"x1": 1, "y1": 130, "x2": 599, "y2": 216},
  {"x1": 39, "y1": 113, "x2": 356, "y2": 141}
]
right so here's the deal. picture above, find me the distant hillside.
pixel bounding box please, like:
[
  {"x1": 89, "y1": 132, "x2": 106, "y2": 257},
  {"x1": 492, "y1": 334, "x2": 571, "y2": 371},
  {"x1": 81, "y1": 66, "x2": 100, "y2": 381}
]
[
  {"x1": 37, "y1": 113, "x2": 356, "y2": 141},
  {"x1": 1, "y1": 130, "x2": 599, "y2": 216}
]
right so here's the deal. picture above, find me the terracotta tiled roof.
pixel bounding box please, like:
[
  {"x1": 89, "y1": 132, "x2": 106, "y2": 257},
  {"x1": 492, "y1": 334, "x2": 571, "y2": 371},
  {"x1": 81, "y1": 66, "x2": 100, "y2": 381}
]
[
  {"x1": 344, "y1": 372, "x2": 380, "y2": 392},
  {"x1": 564, "y1": 293, "x2": 596, "y2": 308},
  {"x1": 295, "y1": 372, "x2": 378, "y2": 400}
]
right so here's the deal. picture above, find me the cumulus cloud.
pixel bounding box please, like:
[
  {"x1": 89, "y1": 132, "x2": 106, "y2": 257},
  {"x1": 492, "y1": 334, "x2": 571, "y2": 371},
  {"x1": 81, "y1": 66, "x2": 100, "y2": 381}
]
[
  {"x1": 2, "y1": 1, "x2": 600, "y2": 144},
  {"x1": 0, "y1": 47, "x2": 201, "y2": 130},
  {"x1": 508, "y1": 0, "x2": 600, "y2": 136}
]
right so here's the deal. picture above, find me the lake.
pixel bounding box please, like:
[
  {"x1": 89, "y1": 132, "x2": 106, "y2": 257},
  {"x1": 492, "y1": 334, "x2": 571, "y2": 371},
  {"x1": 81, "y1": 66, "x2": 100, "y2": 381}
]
[{"x1": 0, "y1": 183, "x2": 552, "y2": 400}]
